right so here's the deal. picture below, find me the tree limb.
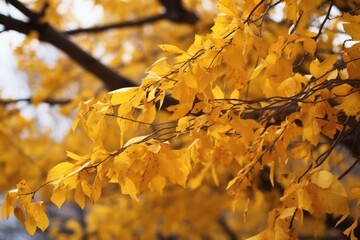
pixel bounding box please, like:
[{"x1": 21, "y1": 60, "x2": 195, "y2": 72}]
[
  {"x1": 0, "y1": 97, "x2": 72, "y2": 106},
  {"x1": 65, "y1": 14, "x2": 167, "y2": 35},
  {"x1": 1, "y1": 0, "x2": 194, "y2": 108},
  {"x1": 1, "y1": 0, "x2": 136, "y2": 90},
  {"x1": 64, "y1": 0, "x2": 198, "y2": 35},
  {"x1": 159, "y1": 0, "x2": 198, "y2": 24}
]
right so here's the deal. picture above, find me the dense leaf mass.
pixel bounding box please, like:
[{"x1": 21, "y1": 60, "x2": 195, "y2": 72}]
[{"x1": 1, "y1": 0, "x2": 360, "y2": 239}]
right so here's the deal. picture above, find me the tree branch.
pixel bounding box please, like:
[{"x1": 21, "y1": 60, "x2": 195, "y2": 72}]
[
  {"x1": 65, "y1": 0, "x2": 198, "y2": 35},
  {"x1": 1, "y1": 0, "x2": 191, "y2": 108},
  {"x1": 0, "y1": 13, "x2": 29, "y2": 34},
  {"x1": 5, "y1": 0, "x2": 39, "y2": 19},
  {"x1": 65, "y1": 14, "x2": 167, "y2": 35},
  {"x1": 0, "y1": 97, "x2": 72, "y2": 106},
  {"x1": 159, "y1": 0, "x2": 198, "y2": 24},
  {"x1": 1, "y1": 0, "x2": 136, "y2": 91}
]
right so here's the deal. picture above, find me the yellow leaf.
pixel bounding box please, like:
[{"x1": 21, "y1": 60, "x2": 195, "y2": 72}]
[
  {"x1": 123, "y1": 134, "x2": 149, "y2": 148},
  {"x1": 285, "y1": 0, "x2": 298, "y2": 23},
  {"x1": 278, "y1": 77, "x2": 300, "y2": 97},
  {"x1": 24, "y1": 214, "x2": 37, "y2": 236},
  {"x1": 302, "y1": 115, "x2": 321, "y2": 146},
  {"x1": 218, "y1": 0, "x2": 238, "y2": 17},
  {"x1": 147, "y1": 142, "x2": 162, "y2": 154},
  {"x1": 343, "y1": 23, "x2": 360, "y2": 41},
  {"x1": 297, "y1": 188, "x2": 312, "y2": 211},
  {"x1": 307, "y1": 171, "x2": 349, "y2": 215},
  {"x1": 51, "y1": 187, "x2": 67, "y2": 208},
  {"x1": 121, "y1": 177, "x2": 138, "y2": 201},
  {"x1": 339, "y1": 69, "x2": 349, "y2": 80},
  {"x1": 212, "y1": 85, "x2": 224, "y2": 99},
  {"x1": 47, "y1": 162, "x2": 75, "y2": 182},
  {"x1": 47, "y1": 159, "x2": 90, "y2": 185},
  {"x1": 230, "y1": 117, "x2": 260, "y2": 141},
  {"x1": 307, "y1": 183, "x2": 349, "y2": 215},
  {"x1": 335, "y1": 91, "x2": 360, "y2": 116},
  {"x1": 230, "y1": 89, "x2": 240, "y2": 101},
  {"x1": 79, "y1": 172, "x2": 91, "y2": 198},
  {"x1": 310, "y1": 170, "x2": 334, "y2": 189},
  {"x1": 168, "y1": 80, "x2": 195, "y2": 120},
  {"x1": 281, "y1": 183, "x2": 312, "y2": 211},
  {"x1": 326, "y1": 70, "x2": 338, "y2": 80},
  {"x1": 279, "y1": 207, "x2": 297, "y2": 219},
  {"x1": 66, "y1": 151, "x2": 88, "y2": 162},
  {"x1": 74, "y1": 182, "x2": 85, "y2": 209},
  {"x1": 176, "y1": 116, "x2": 194, "y2": 132},
  {"x1": 91, "y1": 175, "x2": 102, "y2": 202},
  {"x1": 158, "y1": 44, "x2": 187, "y2": 54},
  {"x1": 310, "y1": 55, "x2": 338, "y2": 78},
  {"x1": 304, "y1": 37, "x2": 316, "y2": 55},
  {"x1": 71, "y1": 114, "x2": 80, "y2": 132},
  {"x1": 158, "y1": 146, "x2": 190, "y2": 187},
  {"x1": 146, "y1": 57, "x2": 173, "y2": 76},
  {"x1": 265, "y1": 57, "x2": 293, "y2": 83},
  {"x1": 344, "y1": 43, "x2": 360, "y2": 79},
  {"x1": 1, "y1": 189, "x2": 18, "y2": 220},
  {"x1": 32, "y1": 203, "x2": 49, "y2": 231},
  {"x1": 182, "y1": 68, "x2": 198, "y2": 89},
  {"x1": 299, "y1": 0, "x2": 316, "y2": 13},
  {"x1": 110, "y1": 87, "x2": 137, "y2": 105},
  {"x1": 137, "y1": 105, "x2": 156, "y2": 124},
  {"x1": 14, "y1": 207, "x2": 25, "y2": 225},
  {"x1": 148, "y1": 175, "x2": 166, "y2": 195},
  {"x1": 349, "y1": 187, "x2": 360, "y2": 199}
]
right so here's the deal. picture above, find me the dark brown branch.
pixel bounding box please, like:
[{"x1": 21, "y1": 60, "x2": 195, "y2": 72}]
[
  {"x1": 1, "y1": 0, "x2": 190, "y2": 108},
  {"x1": 338, "y1": 155, "x2": 360, "y2": 180},
  {"x1": 333, "y1": 0, "x2": 360, "y2": 15},
  {"x1": 0, "y1": 13, "x2": 180, "y2": 108},
  {"x1": 65, "y1": 0, "x2": 198, "y2": 35},
  {"x1": 5, "y1": 0, "x2": 38, "y2": 19},
  {"x1": 244, "y1": 0, "x2": 265, "y2": 24},
  {"x1": 65, "y1": 14, "x2": 167, "y2": 35},
  {"x1": 1, "y1": 1, "x2": 136, "y2": 91},
  {"x1": 314, "y1": 1, "x2": 333, "y2": 41},
  {"x1": 0, "y1": 13, "x2": 29, "y2": 34},
  {"x1": 159, "y1": 0, "x2": 198, "y2": 24},
  {"x1": 0, "y1": 97, "x2": 72, "y2": 106}
]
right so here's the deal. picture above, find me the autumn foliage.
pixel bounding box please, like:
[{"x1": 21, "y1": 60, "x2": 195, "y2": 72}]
[{"x1": 1, "y1": 0, "x2": 360, "y2": 239}]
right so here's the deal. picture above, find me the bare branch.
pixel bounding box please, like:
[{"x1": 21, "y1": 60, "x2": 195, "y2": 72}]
[
  {"x1": 0, "y1": 13, "x2": 29, "y2": 34},
  {"x1": 314, "y1": 1, "x2": 333, "y2": 41},
  {"x1": 6, "y1": 0, "x2": 38, "y2": 19}
]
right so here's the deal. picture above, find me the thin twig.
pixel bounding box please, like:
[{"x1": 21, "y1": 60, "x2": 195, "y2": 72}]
[
  {"x1": 338, "y1": 155, "x2": 360, "y2": 180},
  {"x1": 314, "y1": 1, "x2": 334, "y2": 41},
  {"x1": 65, "y1": 14, "x2": 166, "y2": 35}
]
